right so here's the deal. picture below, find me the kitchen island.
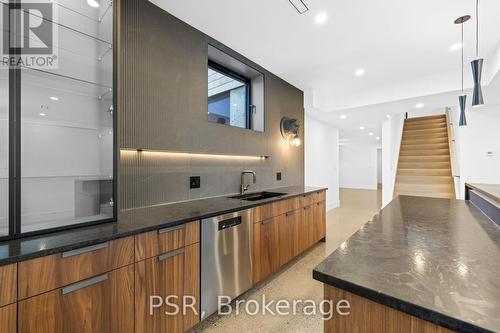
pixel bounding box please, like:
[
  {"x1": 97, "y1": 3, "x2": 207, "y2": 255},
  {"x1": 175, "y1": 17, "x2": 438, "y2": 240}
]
[{"x1": 313, "y1": 195, "x2": 500, "y2": 333}]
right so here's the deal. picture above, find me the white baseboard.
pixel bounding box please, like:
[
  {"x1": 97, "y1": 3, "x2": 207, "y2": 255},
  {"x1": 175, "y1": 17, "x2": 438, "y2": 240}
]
[{"x1": 327, "y1": 201, "x2": 340, "y2": 211}]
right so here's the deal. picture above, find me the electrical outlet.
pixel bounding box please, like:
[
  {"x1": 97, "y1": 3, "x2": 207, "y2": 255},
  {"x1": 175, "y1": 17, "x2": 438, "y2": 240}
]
[
  {"x1": 276, "y1": 172, "x2": 282, "y2": 181},
  {"x1": 190, "y1": 176, "x2": 201, "y2": 189}
]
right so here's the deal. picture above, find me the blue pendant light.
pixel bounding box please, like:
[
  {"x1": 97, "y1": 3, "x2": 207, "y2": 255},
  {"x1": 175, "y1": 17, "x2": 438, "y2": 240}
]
[
  {"x1": 471, "y1": 0, "x2": 485, "y2": 107},
  {"x1": 459, "y1": 95, "x2": 467, "y2": 126},
  {"x1": 454, "y1": 15, "x2": 470, "y2": 126}
]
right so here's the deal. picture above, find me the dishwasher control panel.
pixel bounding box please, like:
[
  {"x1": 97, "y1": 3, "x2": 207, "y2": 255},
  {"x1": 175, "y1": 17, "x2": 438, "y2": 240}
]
[{"x1": 218, "y1": 216, "x2": 242, "y2": 230}]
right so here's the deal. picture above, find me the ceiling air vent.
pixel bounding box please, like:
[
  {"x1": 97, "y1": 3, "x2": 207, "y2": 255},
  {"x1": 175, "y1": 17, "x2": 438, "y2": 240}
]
[{"x1": 288, "y1": 0, "x2": 309, "y2": 14}]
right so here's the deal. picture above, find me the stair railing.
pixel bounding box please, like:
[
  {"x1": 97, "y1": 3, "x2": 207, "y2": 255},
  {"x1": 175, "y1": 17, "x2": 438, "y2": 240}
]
[{"x1": 445, "y1": 107, "x2": 459, "y2": 198}]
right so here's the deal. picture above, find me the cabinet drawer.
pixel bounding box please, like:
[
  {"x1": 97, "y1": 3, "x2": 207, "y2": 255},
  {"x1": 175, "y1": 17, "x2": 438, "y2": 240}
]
[
  {"x1": 0, "y1": 303, "x2": 16, "y2": 333},
  {"x1": 301, "y1": 193, "x2": 314, "y2": 207},
  {"x1": 18, "y1": 236, "x2": 134, "y2": 299},
  {"x1": 314, "y1": 190, "x2": 326, "y2": 203},
  {"x1": 0, "y1": 263, "x2": 17, "y2": 306},
  {"x1": 253, "y1": 203, "x2": 273, "y2": 223},
  {"x1": 135, "y1": 220, "x2": 200, "y2": 261},
  {"x1": 18, "y1": 265, "x2": 134, "y2": 333},
  {"x1": 253, "y1": 216, "x2": 280, "y2": 284},
  {"x1": 285, "y1": 197, "x2": 302, "y2": 212},
  {"x1": 135, "y1": 243, "x2": 200, "y2": 332}
]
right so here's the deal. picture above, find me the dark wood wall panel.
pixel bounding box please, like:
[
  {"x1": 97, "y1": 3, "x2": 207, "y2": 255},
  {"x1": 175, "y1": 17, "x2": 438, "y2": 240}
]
[{"x1": 118, "y1": 0, "x2": 304, "y2": 210}]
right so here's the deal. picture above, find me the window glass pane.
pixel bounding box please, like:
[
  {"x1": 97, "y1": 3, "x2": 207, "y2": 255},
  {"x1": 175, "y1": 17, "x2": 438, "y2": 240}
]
[
  {"x1": 0, "y1": 62, "x2": 7, "y2": 236},
  {"x1": 20, "y1": 0, "x2": 114, "y2": 233},
  {"x1": 208, "y1": 68, "x2": 248, "y2": 129}
]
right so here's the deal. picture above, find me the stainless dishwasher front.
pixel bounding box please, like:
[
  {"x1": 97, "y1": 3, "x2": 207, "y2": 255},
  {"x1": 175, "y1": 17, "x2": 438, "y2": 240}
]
[{"x1": 201, "y1": 209, "x2": 253, "y2": 320}]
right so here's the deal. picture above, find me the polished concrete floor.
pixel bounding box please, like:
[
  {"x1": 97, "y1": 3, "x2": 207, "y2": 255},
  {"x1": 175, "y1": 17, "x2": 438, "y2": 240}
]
[{"x1": 194, "y1": 188, "x2": 382, "y2": 333}]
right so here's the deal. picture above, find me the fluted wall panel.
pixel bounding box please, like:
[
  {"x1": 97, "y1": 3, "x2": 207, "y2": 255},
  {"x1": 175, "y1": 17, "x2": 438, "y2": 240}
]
[{"x1": 118, "y1": 0, "x2": 304, "y2": 210}]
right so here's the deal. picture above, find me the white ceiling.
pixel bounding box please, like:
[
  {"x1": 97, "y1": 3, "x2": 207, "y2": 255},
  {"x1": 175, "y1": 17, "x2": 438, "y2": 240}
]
[{"x1": 150, "y1": 0, "x2": 500, "y2": 142}]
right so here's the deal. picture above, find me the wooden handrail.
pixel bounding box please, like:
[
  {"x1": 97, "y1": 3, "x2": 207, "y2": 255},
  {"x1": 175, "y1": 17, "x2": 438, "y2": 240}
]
[{"x1": 445, "y1": 108, "x2": 457, "y2": 198}]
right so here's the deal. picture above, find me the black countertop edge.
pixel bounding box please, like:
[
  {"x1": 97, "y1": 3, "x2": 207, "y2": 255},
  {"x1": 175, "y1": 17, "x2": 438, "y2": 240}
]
[
  {"x1": 0, "y1": 186, "x2": 327, "y2": 266},
  {"x1": 312, "y1": 270, "x2": 494, "y2": 333},
  {"x1": 120, "y1": 187, "x2": 328, "y2": 222},
  {"x1": 0, "y1": 230, "x2": 139, "y2": 266}
]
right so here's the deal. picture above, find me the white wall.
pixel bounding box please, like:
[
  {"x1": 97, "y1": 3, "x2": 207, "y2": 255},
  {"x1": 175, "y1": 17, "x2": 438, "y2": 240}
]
[
  {"x1": 305, "y1": 115, "x2": 339, "y2": 211},
  {"x1": 382, "y1": 113, "x2": 404, "y2": 207},
  {"x1": 377, "y1": 149, "x2": 382, "y2": 184},
  {"x1": 339, "y1": 144, "x2": 378, "y2": 190},
  {"x1": 457, "y1": 103, "x2": 500, "y2": 197}
]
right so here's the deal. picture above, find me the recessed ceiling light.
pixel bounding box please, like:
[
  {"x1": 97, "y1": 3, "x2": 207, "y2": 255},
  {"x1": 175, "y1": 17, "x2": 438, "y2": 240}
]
[
  {"x1": 39, "y1": 112, "x2": 47, "y2": 117},
  {"x1": 449, "y1": 42, "x2": 462, "y2": 51},
  {"x1": 50, "y1": 96, "x2": 59, "y2": 101},
  {"x1": 386, "y1": 114, "x2": 391, "y2": 119},
  {"x1": 87, "y1": 0, "x2": 100, "y2": 8},
  {"x1": 340, "y1": 114, "x2": 347, "y2": 120},
  {"x1": 355, "y1": 68, "x2": 365, "y2": 77},
  {"x1": 376, "y1": 137, "x2": 380, "y2": 140},
  {"x1": 415, "y1": 103, "x2": 424, "y2": 108},
  {"x1": 314, "y1": 12, "x2": 328, "y2": 25},
  {"x1": 368, "y1": 132, "x2": 374, "y2": 136},
  {"x1": 359, "y1": 126, "x2": 365, "y2": 130}
]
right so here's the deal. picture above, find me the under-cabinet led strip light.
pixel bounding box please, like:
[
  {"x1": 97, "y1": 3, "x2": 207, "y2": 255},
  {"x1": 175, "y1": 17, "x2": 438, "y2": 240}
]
[{"x1": 121, "y1": 148, "x2": 269, "y2": 160}]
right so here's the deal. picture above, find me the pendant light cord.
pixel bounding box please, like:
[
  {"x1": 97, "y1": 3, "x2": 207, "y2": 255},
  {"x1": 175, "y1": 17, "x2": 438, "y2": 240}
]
[
  {"x1": 461, "y1": 21, "x2": 464, "y2": 91},
  {"x1": 476, "y1": 0, "x2": 479, "y2": 57}
]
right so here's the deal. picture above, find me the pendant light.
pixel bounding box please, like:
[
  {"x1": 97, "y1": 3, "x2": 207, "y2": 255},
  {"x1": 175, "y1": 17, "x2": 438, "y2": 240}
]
[
  {"x1": 454, "y1": 15, "x2": 470, "y2": 126},
  {"x1": 471, "y1": 0, "x2": 484, "y2": 107}
]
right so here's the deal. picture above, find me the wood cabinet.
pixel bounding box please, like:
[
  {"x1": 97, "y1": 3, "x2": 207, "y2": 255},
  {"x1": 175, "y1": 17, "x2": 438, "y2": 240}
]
[
  {"x1": 297, "y1": 205, "x2": 315, "y2": 253},
  {"x1": 253, "y1": 216, "x2": 281, "y2": 284},
  {"x1": 18, "y1": 265, "x2": 134, "y2": 333},
  {"x1": 301, "y1": 193, "x2": 314, "y2": 207},
  {"x1": 135, "y1": 221, "x2": 200, "y2": 261},
  {"x1": 18, "y1": 236, "x2": 134, "y2": 299},
  {"x1": 324, "y1": 285, "x2": 453, "y2": 333},
  {"x1": 8, "y1": 190, "x2": 326, "y2": 333},
  {"x1": 253, "y1": 191, "x2": 327, "y2": 272},
  {"x1": 135, "y1": 243, "x2": 200, "y2": 333},
  {"x1": 0, "y1": 263, "x2": 17, "y2": 307},
  {"x1": 314, "y1": 201, "x2": 326, "y2": 242},
  {"x1": 278, "y1": 210, "x2": 300, "y2": 266},
  {"x1": 0, "y1": 303, "x2": 16, "y2": 333}
]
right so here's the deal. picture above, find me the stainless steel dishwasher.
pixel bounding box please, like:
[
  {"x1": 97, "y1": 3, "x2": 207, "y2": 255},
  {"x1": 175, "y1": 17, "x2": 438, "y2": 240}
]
[{"x1": 201, "y1": 209, "x2": 253, "y2": 319}]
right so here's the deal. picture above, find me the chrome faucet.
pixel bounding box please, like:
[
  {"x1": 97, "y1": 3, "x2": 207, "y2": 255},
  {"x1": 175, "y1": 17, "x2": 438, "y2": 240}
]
[{"x1": 240, "y1": 170, "x2": 257, "y2": 194}]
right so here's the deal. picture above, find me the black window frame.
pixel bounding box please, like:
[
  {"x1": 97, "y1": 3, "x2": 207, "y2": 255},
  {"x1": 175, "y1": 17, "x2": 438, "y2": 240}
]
[
  {"x1": 0, "y1": 1, "x2": 117, "y2": 241},
  {"x1": 208, "y1": 59, "x2": 252, "y2": 130}
]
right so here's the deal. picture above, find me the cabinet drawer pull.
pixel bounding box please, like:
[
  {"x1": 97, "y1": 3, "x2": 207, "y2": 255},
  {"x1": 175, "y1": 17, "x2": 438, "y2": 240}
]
[
  {"x1": 158, "y1": 248, "x2": 185, "y2": 261},
  {"x1": 62, "y1": 242, "x2": 108, "y2": 258},
  {"x1": 62, "y1": 274, "x2": 108, "y2": 295},
  {"x1": 158, "y1": 224, "x2": 185, "y2": 234},
  {"x1": 262, "y1": 219, "x2": 273, "y2": 225}
]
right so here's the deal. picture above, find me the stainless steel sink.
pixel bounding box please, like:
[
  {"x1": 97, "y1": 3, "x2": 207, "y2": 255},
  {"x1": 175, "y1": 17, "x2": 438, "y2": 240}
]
[{"x1": 229, "y1": 191, "x2": 287, "y2": 201}]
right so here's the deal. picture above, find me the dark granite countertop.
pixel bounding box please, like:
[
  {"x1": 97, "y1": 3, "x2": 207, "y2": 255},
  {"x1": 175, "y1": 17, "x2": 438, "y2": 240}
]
[
  {"x1": 467, "y1": 183, "x2": 500, "y2": 204},
  {"x1": 313, "y1": 196, "x2": 500, "y2": 333},
  {"x1": 0, "y1": 186, "x2": 326, "y2": 266}
]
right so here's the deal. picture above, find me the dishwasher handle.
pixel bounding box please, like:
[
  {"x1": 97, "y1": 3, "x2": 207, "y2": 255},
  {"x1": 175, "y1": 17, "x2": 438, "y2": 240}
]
[{"x1": 218, "y1": 216, "x2": 242, "y2": 231}]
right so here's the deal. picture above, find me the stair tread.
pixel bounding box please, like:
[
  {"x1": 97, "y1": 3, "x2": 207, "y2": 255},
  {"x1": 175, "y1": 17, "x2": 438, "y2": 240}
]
[
  {"x1": 405, "y1": 115, "x2": 446, "y2": 122},
  {"x1": 394, "y1": 192, "x2": 455, "y2": 199},
  {"x1": 395, "y1": 114, "x2": 454, "y2": 198}
]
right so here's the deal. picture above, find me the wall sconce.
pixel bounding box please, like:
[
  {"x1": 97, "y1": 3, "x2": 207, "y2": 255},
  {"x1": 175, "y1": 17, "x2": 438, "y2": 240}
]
[{"x1": 280, "y1": 117, "x2": 301, "y2": 147}]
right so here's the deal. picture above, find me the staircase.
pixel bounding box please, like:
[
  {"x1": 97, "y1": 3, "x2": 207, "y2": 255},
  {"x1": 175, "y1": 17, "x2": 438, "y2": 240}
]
[{"x1": 394, "y1": 114, "x2": 455, "y2": 199}]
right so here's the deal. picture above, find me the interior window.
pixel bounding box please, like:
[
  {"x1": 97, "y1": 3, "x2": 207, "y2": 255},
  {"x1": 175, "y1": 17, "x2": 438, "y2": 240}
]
[{"x1": 208, "y1": 62, "x2": 250, "y2": 129}]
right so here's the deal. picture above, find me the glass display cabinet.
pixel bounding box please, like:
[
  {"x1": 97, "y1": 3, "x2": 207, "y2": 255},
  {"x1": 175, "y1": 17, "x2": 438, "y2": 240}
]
[{"x1": 0, "y1": 0, "x2": 116, "y2": 238}]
